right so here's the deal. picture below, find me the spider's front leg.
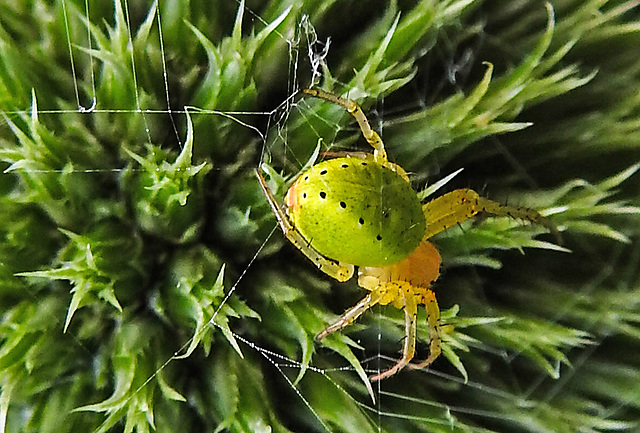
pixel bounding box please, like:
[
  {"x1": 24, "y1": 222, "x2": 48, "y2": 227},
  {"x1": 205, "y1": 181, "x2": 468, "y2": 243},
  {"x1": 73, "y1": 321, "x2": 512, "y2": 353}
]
[
  {"x1": 302, "y1": 88, "x2": 388, "y2": 166},
  {"x1": 255, "y1": 169, "x2": 354, "y2": 282}
]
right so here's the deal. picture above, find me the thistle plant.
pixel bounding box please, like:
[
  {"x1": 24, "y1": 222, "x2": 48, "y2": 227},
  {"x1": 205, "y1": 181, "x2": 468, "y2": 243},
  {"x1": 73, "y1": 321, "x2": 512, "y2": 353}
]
[{"x1": 1, "y1": 1, "x2": 640, "y2": 432}]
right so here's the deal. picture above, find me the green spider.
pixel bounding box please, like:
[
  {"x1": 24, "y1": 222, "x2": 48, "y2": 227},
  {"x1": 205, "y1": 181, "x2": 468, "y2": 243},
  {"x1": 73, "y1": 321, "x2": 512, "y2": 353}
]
[{"x1": 256, "y1": 88, "x2": 558, "y2": 381}]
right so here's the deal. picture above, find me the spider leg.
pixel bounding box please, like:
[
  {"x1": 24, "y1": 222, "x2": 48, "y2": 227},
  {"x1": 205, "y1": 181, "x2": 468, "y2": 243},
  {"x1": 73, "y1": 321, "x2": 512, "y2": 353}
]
[
  {"x1": 316, "y1": 290, "x2": 385, "y2": 340},
  {"x1": 422, "y1": 188, "x2": 561, "y2": 243},
  {"x1": 256, "y1": 169, "x2": 354, "y2": 281},
  {"x1": 302, "y1": 88, "x2": 388, "y2": 165},
  {"x1": 408, "y1": 289, "x2": 441, "y2": 370},
  {"x1": 370, "y1": 287, "x2": 418, "y2": 381}
]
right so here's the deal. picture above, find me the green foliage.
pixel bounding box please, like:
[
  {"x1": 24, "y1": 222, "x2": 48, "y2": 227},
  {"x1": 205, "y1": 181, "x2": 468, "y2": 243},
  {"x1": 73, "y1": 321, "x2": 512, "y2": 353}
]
[
  {"x1": 1, "y1": 0, "x2": 640, "y2": 432},
  {"x1": 19, "y1": 223, "x2": 145, "y2": 332},
  {"x1": 123, "y1": 112, "x2": 209, "y2": 243}
]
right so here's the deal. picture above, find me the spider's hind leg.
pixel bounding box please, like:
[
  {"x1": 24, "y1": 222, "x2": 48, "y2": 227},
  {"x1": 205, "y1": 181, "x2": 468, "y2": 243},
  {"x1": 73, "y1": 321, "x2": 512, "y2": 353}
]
[
  {"x1": 408, "y1": 289, "x2": 442, "y2": 371},
  {"x1": 370, "y1": 286, "x2": 419, "y2": 382},
  {"x1": 316, "y1": 290, "x2": 384, "y2": 340}
]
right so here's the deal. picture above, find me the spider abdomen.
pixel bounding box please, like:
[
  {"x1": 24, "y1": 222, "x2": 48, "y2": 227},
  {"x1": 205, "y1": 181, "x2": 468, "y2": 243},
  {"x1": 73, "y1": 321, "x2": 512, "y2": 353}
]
[{"x1": 285, "y1": 157, "x2": 426, "y2": 267}]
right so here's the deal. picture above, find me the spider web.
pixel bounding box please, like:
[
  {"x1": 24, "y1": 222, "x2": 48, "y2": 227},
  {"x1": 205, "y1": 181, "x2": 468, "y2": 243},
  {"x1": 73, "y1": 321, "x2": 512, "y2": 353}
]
[{"x1": 0, "y1": 1, "x2": 635, "y2": 432}]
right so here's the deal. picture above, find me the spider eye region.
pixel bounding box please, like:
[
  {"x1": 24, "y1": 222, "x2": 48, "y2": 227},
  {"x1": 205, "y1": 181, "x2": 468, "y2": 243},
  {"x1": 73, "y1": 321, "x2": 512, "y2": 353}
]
[{"x1": 286, "y1": 157, "x2": 425, "y2": 267}]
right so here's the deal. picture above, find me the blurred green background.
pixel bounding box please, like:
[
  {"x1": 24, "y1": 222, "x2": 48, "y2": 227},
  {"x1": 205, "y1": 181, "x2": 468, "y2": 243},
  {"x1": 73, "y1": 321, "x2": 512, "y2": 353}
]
[{"x1": 1, "y1": 0, "x2": 639, "y2": 432}]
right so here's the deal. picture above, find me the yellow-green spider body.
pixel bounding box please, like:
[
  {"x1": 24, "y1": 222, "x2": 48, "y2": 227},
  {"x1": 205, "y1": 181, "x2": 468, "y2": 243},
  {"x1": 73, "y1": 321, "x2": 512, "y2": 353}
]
[
  {"x1": 285, "y1": 157, "x2": 425, "y2": 267},
  {"x1": 257, "y1": 88, "x2": 559, "y2": 381}
]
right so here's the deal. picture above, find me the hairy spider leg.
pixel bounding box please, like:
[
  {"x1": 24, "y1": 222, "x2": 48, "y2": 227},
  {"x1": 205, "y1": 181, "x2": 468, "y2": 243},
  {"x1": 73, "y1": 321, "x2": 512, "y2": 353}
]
[
  {"x1": 408, "y1": 289, "x2": 441, "y2": 371},
  {"x1": 316, "y1": 290, "x2": 385, "y2": 340},
  {"x1": 255, "y1": 169, "x2": 354, "y2": 282},
  {"x1": 422, "y1": 188, "x2": 561, "y2": 243},
  {"x1": 303, "y1": 88, "x2": 388, "y2": 165},
  {"x1": 368, "y1": 283, "x2": 419, "y2": 381}
]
